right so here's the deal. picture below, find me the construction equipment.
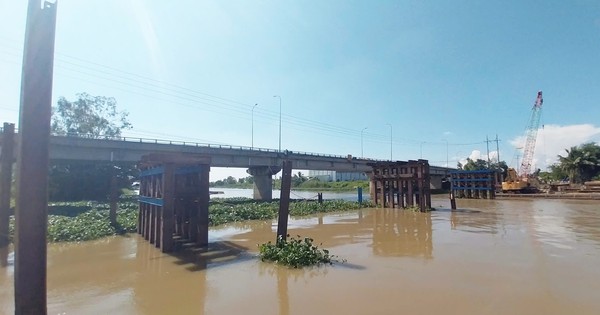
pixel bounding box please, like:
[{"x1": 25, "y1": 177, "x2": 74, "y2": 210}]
[{"x1": 502, "y1": 91, "x2": 543, "y2": 193}]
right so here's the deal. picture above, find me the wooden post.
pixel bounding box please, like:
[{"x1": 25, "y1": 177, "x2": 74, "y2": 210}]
[
  {"x1": 406, "y1": 180, "x2": 414, "y2": 207},
  {"x1": 161, "y1": 164, "x2": 175, "y2": 252},
  {"x1": 144, "y1": 205, "x2": 151, "y2": 240},
  {"x1": 398, "y1": 180, "x2": 405, "y2": 208},
  {"x1": 0, "y1": 123, "x2": 15, "y2": 251},
  {"x1": 450, "y1": 192, "x2": 457, "y2": 210},
  {"x1": 369, "y1": 174, "x2": 376, "y2": 205},
  {"x1": 387, "y1": 171, "x2": 394, "y2": 208},
  {"x1": 109, "y1": 167, "x2": 118, "y2": 226},
  {"x1": 14, "y1": 1, "x2": 58, "y2": 314},
  {"x1": 379, "y1": 179, "x2": 386, "y2": 207},
  {"x1": 197, "y1": 164, "x2": 210, "y2": 246},
  {"x1": 277, "y1": 161, "x2": 292, "y2": 241},
  {"x1": 150, "y1": 205, "x2": 157, "y2": 244},
  {"x1": 417, "y1": 163, "x2": 425, "y2": 211}
]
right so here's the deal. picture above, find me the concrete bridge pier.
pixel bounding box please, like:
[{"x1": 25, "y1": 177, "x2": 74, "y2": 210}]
[{"x1": 247, "y1": 166, "x2": 281, "y2": 201}]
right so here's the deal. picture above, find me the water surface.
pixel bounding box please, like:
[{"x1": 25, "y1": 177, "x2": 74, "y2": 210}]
[{"x1": 1, "y1": 196, "x2": 599, "y2": 314}]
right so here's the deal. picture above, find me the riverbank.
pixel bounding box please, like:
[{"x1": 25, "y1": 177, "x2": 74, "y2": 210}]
[
  {"x1": 211, "y1": 180, "x2": 370, "y2": 192},
  {"x1": 496, "y1": 192, "x2": 600, "y2": 200}
]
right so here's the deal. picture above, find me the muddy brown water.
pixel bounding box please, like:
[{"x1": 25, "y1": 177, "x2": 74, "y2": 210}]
[{"x1": 1, "y1": 196, "x2": 600, "y2": 314}]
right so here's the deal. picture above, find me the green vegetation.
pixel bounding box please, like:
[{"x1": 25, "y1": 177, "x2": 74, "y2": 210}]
[
  {"x1": 52, "y1": 92, "x2": 132, "y2": 138},
  {"x1": 458, "y1": 158, "x2": 508, "y2": 179},
  {"x1": 209, "y1": 198, "x2": 372, "y2": 226},
  {"x1": 8, "y1": 198, "x2": 138, "y2": 243},
  {"x1": 211, "y1": 173, "x2": 369, "y2": 192},
  {"x1": 6, "y1": 197, "x2": 371, "y2": 243},
  {"x1": 258, "y1": 235, "x2": 339, "y2": 268},
  {"x1": 49, "y1": 92, "x2": 137, "y2": 201},
  {"x1": 539, "y1": 142, "x2": 600, "y2": 184}
]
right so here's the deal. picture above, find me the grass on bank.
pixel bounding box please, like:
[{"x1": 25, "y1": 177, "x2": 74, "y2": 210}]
[{"x1": 6, "y1": 197, "x2": 373, "y2": 243}]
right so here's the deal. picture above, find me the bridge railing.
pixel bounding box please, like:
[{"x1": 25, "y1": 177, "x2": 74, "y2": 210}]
[{"x1": 55, "y1": 132, "x2": 384, "y2": 162}]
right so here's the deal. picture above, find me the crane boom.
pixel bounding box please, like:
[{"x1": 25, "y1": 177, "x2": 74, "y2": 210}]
[{"x1": 519, "y1": 91, "x2": 543, "y2": 177}]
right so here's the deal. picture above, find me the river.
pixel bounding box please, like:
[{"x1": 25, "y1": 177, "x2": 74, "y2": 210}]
[
  {"x1": 1, "y1": 196, "x2": 599, "y2": 314},
  {"x1": 210, "y1": 187, "x2": 366, "y2": 201}
]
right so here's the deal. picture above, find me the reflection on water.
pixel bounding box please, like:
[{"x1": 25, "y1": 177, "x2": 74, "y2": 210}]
[
  {"x1": 1, "y1": 197, "x2": 600, "y2": 314},
  {"x1": 372, "y1": 209, "x2": 433, "y2": 259},
  {"x1": 211, "y1": 188, "x2": 366, "y2": 201}
]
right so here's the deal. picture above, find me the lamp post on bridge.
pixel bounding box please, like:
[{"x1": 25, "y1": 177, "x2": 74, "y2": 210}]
[
  {"x1": 361, "y1": 127, "x2": 368, "y2": 158},
  {"x1": 442, "y1": 139, "x2": 449, "y2": 167},
  {"x1": 273, "y1": 95, "x2": 282, "y2": 152},
  {"x1": 251, "y1": 103, "x2": 258, "y2": 149},
  {"x1": 386, "y1": 123, "x2": 392, "y2": 160}
]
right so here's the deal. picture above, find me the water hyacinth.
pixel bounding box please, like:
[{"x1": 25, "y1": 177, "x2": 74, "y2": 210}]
[
  {"x1": 258, "y1": 235, "x2": 341, "y2": 268},
  {"x1": 8, "y1": 200, "x2": 138, "y2": 243},
  {"x1": 209, "y1": 199, "x2": 373, "y2": 226},
  {"x1": 7, "y1": 198, "x2": 370, "y2": 243}
]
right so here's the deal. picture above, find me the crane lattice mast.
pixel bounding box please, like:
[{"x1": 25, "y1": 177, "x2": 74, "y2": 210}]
[{"x1": 519, "y1": 91, "x2": 543, "y2": 177}]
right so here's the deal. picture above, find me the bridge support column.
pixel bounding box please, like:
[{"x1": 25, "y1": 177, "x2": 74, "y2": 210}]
[{"x1": 247, "y1": 166, "x2": 281, "y2": 201}]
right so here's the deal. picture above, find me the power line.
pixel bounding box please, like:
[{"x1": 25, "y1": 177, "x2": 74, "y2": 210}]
[{"x1": 1, "y1": 40, "x2": 486, "y2": 149}]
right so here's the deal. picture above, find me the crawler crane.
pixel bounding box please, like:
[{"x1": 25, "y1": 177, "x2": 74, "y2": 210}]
[{"x1": 502, "y1": 91, "x2": 543, "y2": 193}]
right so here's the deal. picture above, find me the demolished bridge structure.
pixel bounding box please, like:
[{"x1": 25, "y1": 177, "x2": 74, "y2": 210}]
[{"x1": 368, "y1": 160, "x2": 431, "y2": 212}]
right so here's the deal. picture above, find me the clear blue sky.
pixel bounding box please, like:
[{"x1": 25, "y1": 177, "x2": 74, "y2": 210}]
[{"x1": 1, "y1": 0, "x2": 599, "y2": 180}]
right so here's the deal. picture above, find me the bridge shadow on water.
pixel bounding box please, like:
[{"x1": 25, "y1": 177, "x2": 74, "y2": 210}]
[{"x1": 166, "y1": 239, "x2": 254, "y2": 272}]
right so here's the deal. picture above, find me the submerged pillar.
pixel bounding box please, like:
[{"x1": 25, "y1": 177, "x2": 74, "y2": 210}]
[
  {"x1": 196, "y1": 164, "x2": 210, "y2": 246},
  {"x1": 15, "y1": 1, "x2": 58, "y2": 314},
  {"x1": 0, "y1": 123, "x2": 15, "y2": 252},
  {"x1": 277, "y1": 161, "x2": 292, "y2": 241},
  {"x1": 247, "y1": 166, "x2": 281, "y2": 201}
]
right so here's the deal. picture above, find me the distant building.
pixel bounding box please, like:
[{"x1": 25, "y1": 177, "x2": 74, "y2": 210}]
[{"x1": 308, "y1": 170, "x2": 367, "y2": 182}]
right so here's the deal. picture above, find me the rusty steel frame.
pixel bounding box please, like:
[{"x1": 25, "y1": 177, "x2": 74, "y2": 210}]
[
  {"x1": 368, "y1": 160, "x2": 431, "y2": 212},
  {"x1": 138, "y1": 154, "x2": 211, "y2": 252},
  {"x1": 14, "y1": 1, "x2": 58, "y2": 314}
]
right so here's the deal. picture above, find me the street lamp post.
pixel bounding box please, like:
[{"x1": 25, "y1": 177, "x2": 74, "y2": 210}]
[
  {"x1": 273, "y1": 95, "x2": 282, "y2": 152},
  {"x1": 361, "y1": 127, "x2": 368, "y2": 158},
  {"x1": 386, "y1": 123, "x2": 393, "y2": 160},
  {"x1": 251, "y1": 103, "x2": 258, "y2": 149},
  {"x1": 442, "y1": 139, "x2": 449, "y2": 167}
]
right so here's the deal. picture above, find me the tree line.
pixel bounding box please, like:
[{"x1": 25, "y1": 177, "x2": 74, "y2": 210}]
[
  {"x1": 539, "y1": 143, "x2": 600, "y2": 184},
  {"x1": 456, "y1": 143, "x2": 600, "y2": 184}
]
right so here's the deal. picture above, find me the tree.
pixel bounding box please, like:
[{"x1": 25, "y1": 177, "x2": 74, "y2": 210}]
[
  {"x1": 52, "y1": 93, "x2": 132, "y2": 138},
  {"x1": 558, "y1": 143, "x2": 600, "y2": 183},
  {"x1": 291, "y1": 171, "x2": 308, "y2": 187},
  {"x1": 48, "y1": 93, "x2": 135, "y2": 201},
  {"x1": 457, "y1": 158, "x2": 508, "y2": 179},
  {"x1": 48, "y1": 163, "x2": 137, "y2": 201}
]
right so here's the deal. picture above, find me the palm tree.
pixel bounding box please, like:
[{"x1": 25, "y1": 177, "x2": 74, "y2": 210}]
[{"x1": 558, "y1": 145, "x2": 598, "y2": 183}]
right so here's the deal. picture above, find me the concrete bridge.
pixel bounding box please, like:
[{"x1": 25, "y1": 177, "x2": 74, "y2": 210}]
[{"x1": 0, "y1": 133, "x2": 453, "y2": 200}]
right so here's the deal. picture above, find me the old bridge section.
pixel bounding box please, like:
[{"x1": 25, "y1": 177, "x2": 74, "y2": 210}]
[{"x1": 0, "y1": 133, "x2": 452, "y2": 200}]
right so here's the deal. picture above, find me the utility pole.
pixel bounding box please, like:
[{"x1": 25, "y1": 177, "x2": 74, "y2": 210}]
[
  {"x1": 386, "y1": 123, "x2": 392, "y2": 160},
  {"x1": 485, "y1": 135, "x2": 491, "y2": 168},
  {"x1": 273, "y1": 95, "x2": 282, "y2": 152},
  {"x1": 361, "y1": 127, "x2": 368, "y2": 158},
  {"x1": 251, "y1": 103, "x2": 258, "y2": 149},
  {"x1": 495, "y1": 134, "x2": 501, "y2": 164}
]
